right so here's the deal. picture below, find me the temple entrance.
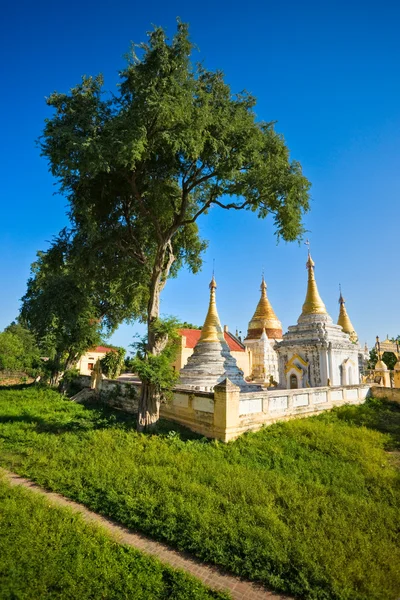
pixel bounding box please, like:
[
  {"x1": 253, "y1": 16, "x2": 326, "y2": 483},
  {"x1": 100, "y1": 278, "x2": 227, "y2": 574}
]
[
  {"x1": 374, "y1": 336, "x2": 400, "y2": 388},
  {"x1": 375, "y1": 336, "x2": 399, "y2": 365},
  {"x1": 290, "y1": 374, "x2": 298, "y2": 389}
]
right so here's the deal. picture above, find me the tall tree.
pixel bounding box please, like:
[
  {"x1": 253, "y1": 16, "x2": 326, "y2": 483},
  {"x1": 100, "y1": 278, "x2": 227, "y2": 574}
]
[{"x1": 39, "y1": 22, "x2": 311, "y2": 428}]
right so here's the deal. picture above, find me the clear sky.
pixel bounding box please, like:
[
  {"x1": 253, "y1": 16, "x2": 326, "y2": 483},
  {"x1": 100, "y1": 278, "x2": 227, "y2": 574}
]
[{"x1": 1, "y1": 0, "x2": 399, "y2": 354}]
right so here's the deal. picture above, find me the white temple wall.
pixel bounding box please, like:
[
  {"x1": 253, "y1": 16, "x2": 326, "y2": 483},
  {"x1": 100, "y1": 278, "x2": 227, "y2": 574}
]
[
  {"x1": 161, "y1": 383, "x2": 371, "y2": 441},
  {"x1": 277, "y1": 344, "x2": 360, "y2": 390},
  {"x1": 244, "y1": 337, "x2": 280, "y2": 383}
]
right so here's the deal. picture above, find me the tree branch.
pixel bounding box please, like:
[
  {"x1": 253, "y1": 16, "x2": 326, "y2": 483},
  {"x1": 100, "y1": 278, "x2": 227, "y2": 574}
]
[{"x1": 159, "y1": 240, "x2": 175, "y2": 293}]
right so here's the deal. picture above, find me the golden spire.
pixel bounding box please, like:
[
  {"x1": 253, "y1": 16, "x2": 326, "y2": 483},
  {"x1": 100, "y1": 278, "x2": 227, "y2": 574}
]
[
  {"x1": 199, "y1": 277, "x2": 223, "y2": 343},
  {"x1": 246, "y1": 276, "x2": 282, "y2": 339},
  {"x1": 300, "y1": 251, "x2": 328, "y2": 317},
  {"x1": 337, "y1": 287, "x2": 358, "y2": 342}
]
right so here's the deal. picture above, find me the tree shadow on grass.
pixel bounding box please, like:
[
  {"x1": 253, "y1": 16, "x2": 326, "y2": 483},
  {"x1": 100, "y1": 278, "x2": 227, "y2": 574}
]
[
  {"x1": 0, "y1": 397, "x2": 204, "y2": 441},
  {"x1": 81, "y1": 397, "x2": 205, "y2": 440},
  {"x1": 0, "y1": 383, "x2": 34, "y2": 391}
]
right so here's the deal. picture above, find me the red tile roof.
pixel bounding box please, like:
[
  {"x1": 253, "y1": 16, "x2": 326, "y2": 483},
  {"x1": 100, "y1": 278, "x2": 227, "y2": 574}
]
[
  {"x1": 89, "y1": 346, "x2": 115, "y2": 353},
  {"x1": 179, "y1": 329, "x2": 245, "y2": 352}
]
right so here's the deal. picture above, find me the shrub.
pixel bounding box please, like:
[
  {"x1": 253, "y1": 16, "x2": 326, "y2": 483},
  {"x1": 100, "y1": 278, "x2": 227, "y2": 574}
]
[{"x1": 101, "y1": 347, "x2": 126, "y2": 379}]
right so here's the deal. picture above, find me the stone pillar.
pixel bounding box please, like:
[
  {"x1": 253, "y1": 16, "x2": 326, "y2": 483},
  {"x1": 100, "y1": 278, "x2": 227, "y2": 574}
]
[
  {"x1": 213, "y1": 378, "x2": 240, "y2": 442},
  {"x1": 375, "y1": 360, "x2": 391, "y2": 388}
]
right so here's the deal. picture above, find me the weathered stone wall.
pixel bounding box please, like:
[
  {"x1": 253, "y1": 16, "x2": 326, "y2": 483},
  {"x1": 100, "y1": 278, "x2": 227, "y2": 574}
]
[
  {"x1": 77, "y1": 375, "x2": 140, "y2": 413},
  {"x1": 161, "y1": 383, "x2": 371, "y2": 441},
  {"x1": 370, "y1": 386, "x2": 400, "y2": 403},
  {"x1": 76, "y1": 375, "x2": 371, "y2": 442},
  {"x1": 161, "y1": 389, "x2": 215, "y2": 438},
  {"x1": 234, "y1": 384, "x2": 370, "y2": 438}
]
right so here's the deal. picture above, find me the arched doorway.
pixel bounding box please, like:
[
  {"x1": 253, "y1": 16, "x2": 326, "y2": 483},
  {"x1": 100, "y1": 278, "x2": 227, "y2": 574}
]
[{"x1": 290, "y1": 374, "x2": 298, "y2": 389}]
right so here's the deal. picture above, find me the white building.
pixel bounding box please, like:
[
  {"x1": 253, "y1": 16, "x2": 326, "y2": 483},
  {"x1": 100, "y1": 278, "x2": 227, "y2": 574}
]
[
  {"x1": 76, "y1": 346, "x2": 113, "y2": 376},
  {"x1": 275, "y1": 253, "x2": 360, "y2": 389}
]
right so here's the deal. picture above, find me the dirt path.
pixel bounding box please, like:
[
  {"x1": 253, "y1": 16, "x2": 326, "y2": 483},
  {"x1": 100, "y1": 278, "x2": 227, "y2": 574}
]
[{"x1": 2, "y1": 469, "x2": 292, "y2": 600}]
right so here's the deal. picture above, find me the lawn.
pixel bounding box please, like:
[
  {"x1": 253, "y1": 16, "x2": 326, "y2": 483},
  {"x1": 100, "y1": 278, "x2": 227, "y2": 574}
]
[
  {"x1": 0, "y1": 386, "x2": 399, "y2": 600},
  {"x1": 0, "y1": 474, "x2": 228, "y2": 600}
]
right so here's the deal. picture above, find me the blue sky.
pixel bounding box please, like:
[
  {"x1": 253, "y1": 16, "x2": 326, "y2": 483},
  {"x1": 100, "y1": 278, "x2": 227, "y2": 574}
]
[{"x1": 1, "y1": 0, "x2": 399, "y2": 353}]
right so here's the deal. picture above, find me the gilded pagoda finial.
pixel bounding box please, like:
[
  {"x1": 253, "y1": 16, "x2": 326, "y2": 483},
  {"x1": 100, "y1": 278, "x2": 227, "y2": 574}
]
[
  {"x1": 337, "y1": 285, "x2": 358, "y2": 342},
  {"x1": 199, "y1": 276, "x2": 222, "y2": 343},
  {"x1": 300, "y1": 250, "x2": 327, "y2": 317},
  {"x1": 245, "y1": 275, "x2": 282, "y2": 340},
  {"x1": 261, "y1": 274, "x2": 267, "y2": 294}
]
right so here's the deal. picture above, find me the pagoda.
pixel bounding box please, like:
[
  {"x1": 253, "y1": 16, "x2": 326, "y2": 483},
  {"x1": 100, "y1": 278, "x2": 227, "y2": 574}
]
[
  {"x1": 178, "y1": 277, "x2": 260, "y2": 391},
  {"x1": 244, "y1": 277, "x2": 282, "y2": 384},
  {"x1": 275, "y1": 251, "x2": 360, "y2": 388},
  {"x1": 337, "y1": 287, "x2": 358, "y2": 343}
]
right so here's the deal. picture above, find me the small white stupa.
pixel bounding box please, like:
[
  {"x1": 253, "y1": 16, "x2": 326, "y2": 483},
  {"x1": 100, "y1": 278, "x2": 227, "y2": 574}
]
[{"x1": 178, "y1": 277, "x2": 261, "y2": 392}]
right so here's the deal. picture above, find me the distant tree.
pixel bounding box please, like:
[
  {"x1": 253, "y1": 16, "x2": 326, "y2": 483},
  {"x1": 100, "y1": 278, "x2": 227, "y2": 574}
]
[
  {"x1": 178, "y1": 322, "x2": 201, "y2": 330},
  {"x1": 21, "y1": 238, "x2": 103, "y2": 385},
  {"x1": 2, "y1": 322, "x2": 41, "y2": 374},
  {"x1": 0, "y1": 332, "x2": 25, "y2": 372},
  {"x1": 39, "y1": 21, "x2": 311, "y2": 428},
  {"x1": 100, "y1": 347, "x2": 126, "y2": 379}
]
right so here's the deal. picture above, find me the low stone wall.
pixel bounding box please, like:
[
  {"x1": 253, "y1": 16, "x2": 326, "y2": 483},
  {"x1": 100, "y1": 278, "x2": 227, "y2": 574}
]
[
  {"x1": 76, "y1": 375, "x2": 140, "y2": 413},
  {"x1": 161, "y1": 383, "x2": 371, "y2": 441},
  {"x1": 161, "y1": 389, "x2": 216, "y2": 438},
  {"x1": 370, "y1": 386, "x2": 400, "y2": 403},
  {"x1": 75, "y1": 375, "x2": 371, "y2": 442},
  {"x1": 235, "y1": 385, "x2": 371, "y2": 438}
]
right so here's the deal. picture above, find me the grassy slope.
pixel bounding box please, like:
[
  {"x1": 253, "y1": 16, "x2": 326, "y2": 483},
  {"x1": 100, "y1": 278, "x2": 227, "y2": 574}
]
[
  {"x1": 0, "y1": 386, "x2": 399, "y2": 600},
  {"x1": 0, "y1": 475, "x2": 229, "y2": 600}
]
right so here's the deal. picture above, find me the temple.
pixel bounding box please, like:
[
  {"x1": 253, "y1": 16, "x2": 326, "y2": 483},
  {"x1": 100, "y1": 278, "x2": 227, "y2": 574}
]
[
  {"x1": 176, "y1": 249, "x2": 370, "y2": 394},
  {"x1": 275, "y1": 252, "x2": 360, "y2": 388},
  {"x1": 93, "y1": 250, "x2": 376, "y2": 441}
]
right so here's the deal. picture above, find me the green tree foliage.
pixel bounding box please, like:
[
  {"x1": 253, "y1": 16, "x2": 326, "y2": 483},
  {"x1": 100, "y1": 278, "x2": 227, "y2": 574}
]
[
  {"x1": 39, "y1": 21, "x2": 311, "y2": 427},
  {"x1": 21, "y1": 237, "x2": 103, "y2": 385},
  {"x1": 0, "y1": 332, "x2": 25, "y2": 371},
  {"x1": 0, "y1": 322, "x2": 41, "y2": 374},
  {"x1": 100, "y1": 347, "x2": 126, "y2": 379},
  {"x1": 132, "y1": 318, "x2": 180, "y2": 402},
  {"x1": 179, "y1": 322, "x2": 201, "y2": 330}
]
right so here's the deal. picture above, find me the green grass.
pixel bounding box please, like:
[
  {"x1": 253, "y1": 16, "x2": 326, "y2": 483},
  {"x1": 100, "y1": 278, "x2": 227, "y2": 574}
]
[
  {"x1": 0, "y1": 475, "x2": 229, "y2": 600},
  {"x1": 0, "y1": 386, "x2": 399, "y2": 600}
]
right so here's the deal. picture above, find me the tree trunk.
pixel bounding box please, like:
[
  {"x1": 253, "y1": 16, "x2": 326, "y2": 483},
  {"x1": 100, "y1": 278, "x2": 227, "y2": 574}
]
[
  {"x1": 136, "y1": 241, "x2": 174, "y2": 432},
  {"x1": 50, "y1": 371, "x2": 63, "y2": 387},
  {"x1": 50, "y1": 353, "x2": 78, "y2": 392},
  {"x1": 137, "y1": 382, "x2": 161, "y2": 430}
]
